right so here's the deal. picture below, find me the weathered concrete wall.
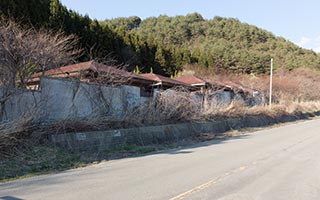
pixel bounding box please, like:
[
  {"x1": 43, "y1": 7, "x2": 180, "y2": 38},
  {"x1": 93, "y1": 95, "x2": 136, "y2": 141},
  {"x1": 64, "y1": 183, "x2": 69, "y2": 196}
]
[
  {"x1": 207, "y1": 91, "x2": 233, "y2": 107},
  {"x1": 40, "y1": 77, "x2": 143, "y2": 121},
  {"x1": 51, "y1": 113, "x2": 316, "y2": 152},
  {"x1": 0, "y1": 77, "x2": 146, "y2": 122},
  {"x1": 121, "y1": 85, "x2": 141, "y2": 112},
  {"x1": 0, "y1": 87, "x2": 41, "y2": 121},
  {"x1": 0, "y1": 76, "x2": 261, "y2": 123}
]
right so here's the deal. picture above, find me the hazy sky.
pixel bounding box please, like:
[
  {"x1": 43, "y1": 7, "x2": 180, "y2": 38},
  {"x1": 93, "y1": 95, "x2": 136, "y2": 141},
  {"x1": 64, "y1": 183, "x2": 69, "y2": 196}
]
[{"x1": 60, "y1": 0, "x2": 320, "y2": 52}]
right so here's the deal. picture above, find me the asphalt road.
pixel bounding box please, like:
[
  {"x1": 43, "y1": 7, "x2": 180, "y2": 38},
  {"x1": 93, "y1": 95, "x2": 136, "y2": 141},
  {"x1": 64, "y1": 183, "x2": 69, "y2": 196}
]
[{"x1": 1, "y1": 118, "x2": 320, "y2": 200}]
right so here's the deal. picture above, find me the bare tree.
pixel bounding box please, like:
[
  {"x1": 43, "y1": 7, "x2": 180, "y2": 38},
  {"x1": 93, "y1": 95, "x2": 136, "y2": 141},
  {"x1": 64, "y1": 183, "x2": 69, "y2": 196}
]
[{"x1": 0, "y1": 19, "x2": 81, "y2": 88}]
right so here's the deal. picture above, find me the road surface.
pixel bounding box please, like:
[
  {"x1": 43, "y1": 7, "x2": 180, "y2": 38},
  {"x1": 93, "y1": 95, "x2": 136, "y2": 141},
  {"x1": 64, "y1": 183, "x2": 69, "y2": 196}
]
[{"x1": 1, "y1": 118, "x2": 320, "y2": 200}]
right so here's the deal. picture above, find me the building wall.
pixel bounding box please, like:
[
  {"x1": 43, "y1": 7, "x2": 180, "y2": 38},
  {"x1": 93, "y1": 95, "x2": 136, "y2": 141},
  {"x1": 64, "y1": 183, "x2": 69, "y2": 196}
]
[
  {"x1": 40, "y1": 77, "x2": 143, "y2": 121},
  {"x1": 0, "y1": 87, "x2": 41, "y2": 122},
  {"x1": 0, "y1": 77, "x2": 261, "y2": 123},
  {"x1": 0, "y1": 77, "x2": 146, "y2": 122}
]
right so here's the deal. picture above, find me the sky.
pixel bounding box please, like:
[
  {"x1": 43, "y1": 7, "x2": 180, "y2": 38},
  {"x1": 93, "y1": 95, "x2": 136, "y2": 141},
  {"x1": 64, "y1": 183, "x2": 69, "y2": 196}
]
[{"x1": 60, "y1": 0, "x2": 320, "y2": 52}]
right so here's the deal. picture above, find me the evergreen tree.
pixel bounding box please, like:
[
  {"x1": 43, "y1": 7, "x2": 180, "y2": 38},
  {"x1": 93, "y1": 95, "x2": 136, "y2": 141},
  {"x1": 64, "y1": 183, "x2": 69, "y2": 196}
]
[{"x1": 1, "y1": 1, "x2": 320, "y2": 77}]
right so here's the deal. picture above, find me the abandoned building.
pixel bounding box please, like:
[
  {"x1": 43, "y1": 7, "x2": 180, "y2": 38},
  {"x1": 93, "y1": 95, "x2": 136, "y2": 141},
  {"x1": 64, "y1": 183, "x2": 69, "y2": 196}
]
[
  {"x1": 29, "y1": 60, "x2": 156, "y2": 89},
  {"x1": 28, "y1": 60, "x2": 256, "y2": 98},
  {"x1": 0, "y1": 61, "x2": 262, "y2": 122}
]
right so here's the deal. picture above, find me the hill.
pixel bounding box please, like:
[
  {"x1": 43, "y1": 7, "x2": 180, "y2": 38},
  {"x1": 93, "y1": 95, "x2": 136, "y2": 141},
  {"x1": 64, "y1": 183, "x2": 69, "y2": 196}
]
[
  {"x1": 1, "y1": 0, "x2": 320, "y2": 76},
  {"x1": 104, "y1": 13, "x2": 320, "y2": 75}
]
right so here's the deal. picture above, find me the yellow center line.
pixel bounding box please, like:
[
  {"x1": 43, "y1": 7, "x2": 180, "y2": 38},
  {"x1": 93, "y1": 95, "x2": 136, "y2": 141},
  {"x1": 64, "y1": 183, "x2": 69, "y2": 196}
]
[
  {"x1": 169, "y1": 179, "x2": 217, "y2": 200},
  {"x1": 169, "y1": 165, "x2": 250, "y2": 200}
]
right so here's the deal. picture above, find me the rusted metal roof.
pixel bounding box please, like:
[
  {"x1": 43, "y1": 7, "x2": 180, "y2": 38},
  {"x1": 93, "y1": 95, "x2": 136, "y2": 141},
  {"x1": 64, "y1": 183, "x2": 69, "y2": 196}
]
[
  {"x1": 32, "y1": 61, "x2": 94, "y2": 77},
  {"x1": 31, "y1": 61, "x2": 155, "y2": 84},
  {"x1": 32, "y1": 61, "x2": 130, "y2": 77},
  {"x1": 30, "y1": 61, "x2": 201, "y2": 90},
  {"x1": 139, "y1": 73, "x2": 190, "y2": 87},
  {"x1": 174, "y1": 75, "x2": 250, "y2": 93},
  {"x1": 174, "y1": 75, "x2": 207, "y2": 86},
  {"x1": 214, "y1": 81, "x2": 252, "y2": 94}
]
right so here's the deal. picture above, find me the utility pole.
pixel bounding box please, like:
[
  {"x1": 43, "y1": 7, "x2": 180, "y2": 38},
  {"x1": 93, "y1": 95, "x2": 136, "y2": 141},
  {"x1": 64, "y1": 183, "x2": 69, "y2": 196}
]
[{"x1": 269, "y1": 58, "x2": 273, "y2": 109}]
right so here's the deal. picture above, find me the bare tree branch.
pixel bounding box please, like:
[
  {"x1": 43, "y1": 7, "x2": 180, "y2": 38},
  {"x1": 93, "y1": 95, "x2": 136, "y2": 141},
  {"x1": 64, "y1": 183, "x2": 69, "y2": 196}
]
[{"x1": 0, "y1": 19, "x2": 82, "y2": 88}]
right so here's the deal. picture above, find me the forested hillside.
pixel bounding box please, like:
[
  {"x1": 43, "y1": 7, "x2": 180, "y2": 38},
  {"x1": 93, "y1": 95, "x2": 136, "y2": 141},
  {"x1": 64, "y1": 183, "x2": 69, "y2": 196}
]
[
  {"x1": 105, "y1": 13, "x2": 320, "y2": 74},
  {"x1": 1, "y1": 0, "x2": 320, "y2": 76}
]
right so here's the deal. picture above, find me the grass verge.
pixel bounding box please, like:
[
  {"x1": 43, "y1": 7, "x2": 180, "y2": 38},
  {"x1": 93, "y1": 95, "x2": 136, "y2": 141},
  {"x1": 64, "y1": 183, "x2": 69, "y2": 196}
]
[{"x1": 0, "y1": 144, "x2": 161, "y2": 183}]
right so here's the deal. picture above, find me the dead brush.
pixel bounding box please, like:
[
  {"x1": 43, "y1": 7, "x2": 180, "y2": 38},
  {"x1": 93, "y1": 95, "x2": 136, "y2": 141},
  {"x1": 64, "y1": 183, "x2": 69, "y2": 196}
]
[
  {"x1": 0, "y1": 116, "x2": 45, "y2": 159},
  {"x1": 126, "y1": 87, "x2": 198, "y2": 125},
  {"x1": 0, "y1": 117, "x2": 131, "y2": 159},
  {"x1": 202, "y1": 100, "x2": 248, "y2": 120},
  {"x1": 0, "y1": 101, "x2": 47, "y2": 159},
  {"x1": 286, "y1": 101, "x2": 320, "y2": 114}
]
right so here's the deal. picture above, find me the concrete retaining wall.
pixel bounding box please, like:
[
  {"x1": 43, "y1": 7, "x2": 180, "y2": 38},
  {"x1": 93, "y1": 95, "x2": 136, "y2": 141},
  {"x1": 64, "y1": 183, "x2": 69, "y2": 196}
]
[{"x1": 50, "y1": 113, "x2": 316, "y2": 152}]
